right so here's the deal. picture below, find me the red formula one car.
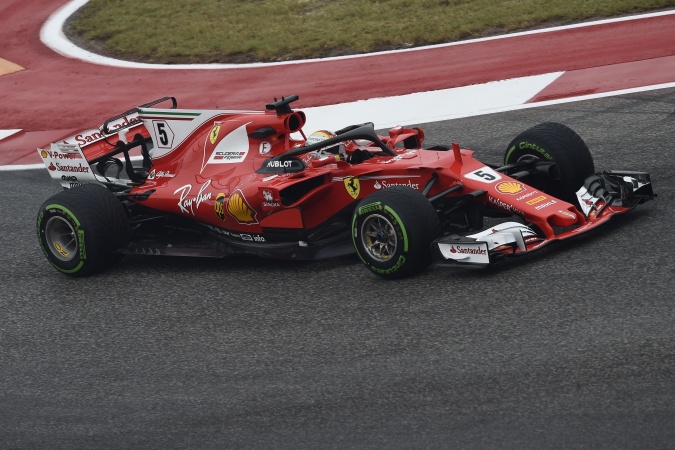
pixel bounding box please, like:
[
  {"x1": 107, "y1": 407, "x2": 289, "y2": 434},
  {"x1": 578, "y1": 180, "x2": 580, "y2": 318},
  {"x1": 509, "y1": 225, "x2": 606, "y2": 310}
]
[{"x1": 36, "y1": 95, "x2": 655, "y2": 278}]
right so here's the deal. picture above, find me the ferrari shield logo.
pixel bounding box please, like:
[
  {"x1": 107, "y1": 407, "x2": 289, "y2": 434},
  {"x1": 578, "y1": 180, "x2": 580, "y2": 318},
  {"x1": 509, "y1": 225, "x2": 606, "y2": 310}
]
[
  {"x1": 344, "y1": 177, "x2": 360, "y2": 199},
  {"x1": 209, "y1": 123, "x2": 221, "y2": 145},
  {"x1": 201, "y1": 122, "x2": 251, "y2": 173}
]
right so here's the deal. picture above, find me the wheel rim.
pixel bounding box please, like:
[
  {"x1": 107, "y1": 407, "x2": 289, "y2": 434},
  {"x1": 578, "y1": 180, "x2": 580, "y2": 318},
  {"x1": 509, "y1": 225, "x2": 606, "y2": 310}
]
[
  {"x1": 515, "y1": 154, "x2": 561, "y2": 191},
  {"x1": 516, "y1": 154, "x2": 539, "y2": 162},
  {"x1": 45, "y1": 216, "x2": 77, "y2": 262},
  {"x1": 360, "y1": 213, "x2": 397, "y2": 262}
]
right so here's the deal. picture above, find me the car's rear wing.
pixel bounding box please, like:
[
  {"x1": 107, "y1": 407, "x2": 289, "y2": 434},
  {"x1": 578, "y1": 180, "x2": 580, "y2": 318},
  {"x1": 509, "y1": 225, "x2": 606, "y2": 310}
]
[
  {"x1": 101, "y1": 97, "x2": 177, "y2": 135},
  {"x1": 37, "y1": 97, "x2": 178, "y2": 188},
  {"x1": 37, "y1": 142, "x2": 102, "y2": 189}
]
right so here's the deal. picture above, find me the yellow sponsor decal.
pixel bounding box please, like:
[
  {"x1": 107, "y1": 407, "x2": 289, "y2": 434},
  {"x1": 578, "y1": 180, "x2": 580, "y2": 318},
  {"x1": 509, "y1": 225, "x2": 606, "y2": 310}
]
[
  {"x1": 495, "y1": 181, "x2": 525, "y2": 194},
  {"x1": 214, "y1": 193, "x2": 226, "y2": 221},
  {"x1": 344, "y1": 177, "x2": 360, "y2": 199},
  {"x1": 526, "y1": 195, "x2": 548, "y2": 205},
  {"x1": 209, "y1": 124, "x2": 221, "y2": 145},
  {"x1": 54, "y1": 242, "x2": 68, "y2": 257},
  {"x1": 227, "y1": 190, "x2": 257, "y2": 224}
]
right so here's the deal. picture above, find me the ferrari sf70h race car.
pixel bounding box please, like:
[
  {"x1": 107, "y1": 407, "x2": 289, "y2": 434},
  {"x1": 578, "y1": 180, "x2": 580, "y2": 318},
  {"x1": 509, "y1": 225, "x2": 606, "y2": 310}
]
[{"x1": 36, "y1": 95, "x2": 655, "y2": 278}]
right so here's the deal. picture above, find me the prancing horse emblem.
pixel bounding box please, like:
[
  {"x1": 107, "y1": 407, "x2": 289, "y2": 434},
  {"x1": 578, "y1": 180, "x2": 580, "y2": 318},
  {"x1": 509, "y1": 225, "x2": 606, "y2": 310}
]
[
  {"x1": 209, "y1": 124, "x2": 221, "y2": 145},
  {"x1": 344, "y1": 176, "x2": 360, "y2": 199}
]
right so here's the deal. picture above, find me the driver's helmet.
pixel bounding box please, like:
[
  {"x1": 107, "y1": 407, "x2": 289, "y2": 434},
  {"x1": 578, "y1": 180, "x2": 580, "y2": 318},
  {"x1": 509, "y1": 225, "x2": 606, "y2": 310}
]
[{"x1": 306, "y1": 130, "x2": 347, "y2": 160}]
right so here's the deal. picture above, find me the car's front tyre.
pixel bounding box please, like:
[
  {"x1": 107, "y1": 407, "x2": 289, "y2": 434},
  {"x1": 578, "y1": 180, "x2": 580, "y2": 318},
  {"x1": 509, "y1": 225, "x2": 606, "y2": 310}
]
[
  {"x1": 504, "y1": 122, "x2": 595, "y2": 205},
  {"x1": 352, "y1": 186, "x2": 440, "y2": 279}
]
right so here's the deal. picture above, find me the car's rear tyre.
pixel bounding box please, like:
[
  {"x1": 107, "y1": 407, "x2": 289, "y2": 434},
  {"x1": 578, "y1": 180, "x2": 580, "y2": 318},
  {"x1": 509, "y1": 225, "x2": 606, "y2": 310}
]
[
  {"x1": 37, "y1": 184, "x2": 130, "y2": 276},
  {"x1": 352, "y1": 186, "x2": 441, "y2": 279},
  {"x1": 504, "y1": 122, "x2": 594, "y2": 204}
]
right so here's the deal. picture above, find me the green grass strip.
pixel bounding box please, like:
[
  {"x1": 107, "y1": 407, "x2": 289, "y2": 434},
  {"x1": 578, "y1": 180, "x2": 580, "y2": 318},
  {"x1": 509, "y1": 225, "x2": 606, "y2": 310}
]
[{"x1": 67, "y1": 0, "x2": 675, "y2": 64}]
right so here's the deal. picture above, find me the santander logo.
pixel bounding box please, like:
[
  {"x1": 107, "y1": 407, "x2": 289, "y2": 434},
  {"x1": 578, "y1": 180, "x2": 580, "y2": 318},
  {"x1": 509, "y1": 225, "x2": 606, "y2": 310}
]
[{"x1": 450, "y1": 245, "x2": 487, "y2": 255}]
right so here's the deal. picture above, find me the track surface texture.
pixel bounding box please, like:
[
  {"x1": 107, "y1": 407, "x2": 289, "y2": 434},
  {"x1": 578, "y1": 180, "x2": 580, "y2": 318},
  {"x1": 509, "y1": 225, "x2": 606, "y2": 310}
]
[{"x1": 1, "y1": 90, "x2": 674, "y2": 449}]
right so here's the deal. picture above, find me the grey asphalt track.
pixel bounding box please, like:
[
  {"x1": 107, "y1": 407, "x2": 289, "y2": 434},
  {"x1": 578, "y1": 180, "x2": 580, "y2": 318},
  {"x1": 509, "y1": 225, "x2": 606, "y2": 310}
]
[{"x1": 1, "y1": 89, "x2": 674, "y2": 449}]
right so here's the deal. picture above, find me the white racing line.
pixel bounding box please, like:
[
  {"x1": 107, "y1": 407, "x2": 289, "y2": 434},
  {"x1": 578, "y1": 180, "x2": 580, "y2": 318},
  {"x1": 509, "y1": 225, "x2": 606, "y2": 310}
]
[
  {"x1": 2, "y1": 5, "x2": 675, "y2": 171},
  {"x1": 4, "y1": 76, "x2": 674, "y2": 173},
  {"x1": 0, "y1": 129, "x2": 22, "y2": 140},
  {"x1": 300, "y1": 77, "x2": 675, "y2": 132}
]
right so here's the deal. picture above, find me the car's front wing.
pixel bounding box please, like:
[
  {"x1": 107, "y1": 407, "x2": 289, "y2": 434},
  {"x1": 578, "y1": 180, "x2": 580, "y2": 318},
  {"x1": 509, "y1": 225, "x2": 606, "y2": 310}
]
[{"x1": 432, "y1": 170, "x2": 655, "y2": 267}]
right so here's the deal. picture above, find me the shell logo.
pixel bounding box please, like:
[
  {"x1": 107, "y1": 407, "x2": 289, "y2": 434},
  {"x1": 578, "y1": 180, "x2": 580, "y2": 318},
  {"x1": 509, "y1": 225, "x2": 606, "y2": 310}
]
[
  {"x1": 227, "y1": 190, "x2": 258, "y2": 224},
  {"x1": 40, "y1": 150, "x2": 48, "y2": 158},
  {"x1": 495, "y1": 181, "x2": 525, "y2": 195}
]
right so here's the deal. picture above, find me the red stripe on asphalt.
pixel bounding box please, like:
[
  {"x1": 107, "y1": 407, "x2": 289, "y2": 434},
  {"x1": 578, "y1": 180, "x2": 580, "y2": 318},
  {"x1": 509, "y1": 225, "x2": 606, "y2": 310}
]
[
  {"x1": 1, "y1": 0, "x2": 674, "y2": 166},
  {"x1": 529, "y1": 54, "x2": 675, "y2": 102},
  {"x1": 0, "y1": 129, "x2": 79, "y2": 166},
  {"x1": 1, "y1": 1, "x2": 673, "y2": 133}
]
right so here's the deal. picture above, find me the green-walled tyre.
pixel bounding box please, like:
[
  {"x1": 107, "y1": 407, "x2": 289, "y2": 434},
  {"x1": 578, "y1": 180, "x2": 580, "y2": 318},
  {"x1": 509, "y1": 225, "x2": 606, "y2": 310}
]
[
  {"x1": 37, "y1": 184, "x2": 130, "y2": 277},
  {"x1": 352, "y1": 186, "x2": 441, "y2": 279}
]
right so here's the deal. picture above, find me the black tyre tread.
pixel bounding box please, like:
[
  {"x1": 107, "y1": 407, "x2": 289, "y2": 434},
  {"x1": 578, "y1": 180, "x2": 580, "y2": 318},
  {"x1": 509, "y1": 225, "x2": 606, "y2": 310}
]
[
  {"x1": 522, "y1": 122, "x2": 594, "y2": 171},
  {"x1": 504, "y1": 122, "x2": 594, "y2": 202},
  {"x1": 354, "y1": 186, "x2": 440, "y2": 278},
  {"x1": 37, "y1": 184, "x2": 130, "y2": 276},
  {"x1": 44, "y1": 184, "x2": 130, "y2": 250}
]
